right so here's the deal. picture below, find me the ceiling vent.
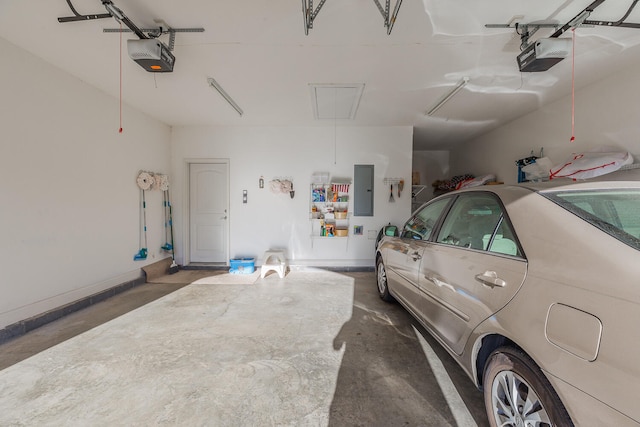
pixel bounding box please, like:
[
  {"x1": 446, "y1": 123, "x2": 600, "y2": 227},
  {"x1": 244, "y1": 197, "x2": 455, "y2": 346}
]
[{"x1": 309, "y1": 84, "x2": 365, "y2": 120}]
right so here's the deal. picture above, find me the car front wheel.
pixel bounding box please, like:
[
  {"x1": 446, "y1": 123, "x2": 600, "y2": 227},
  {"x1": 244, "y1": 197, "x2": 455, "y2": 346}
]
[
  {"x1": 483, "y1": 347, "x2": 573, "y2": 427},
  {"x1": 376, "y1": 257, "x2": 394, "y2": 302}
]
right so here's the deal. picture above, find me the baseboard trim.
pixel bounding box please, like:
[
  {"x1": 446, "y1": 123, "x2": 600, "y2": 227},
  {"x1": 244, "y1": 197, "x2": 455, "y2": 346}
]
[
  {"x1": 182, "y1": 264, "x2": 375, "y2": 273},
  {"x1": 0, "y1": 276, "x2": 146, "y2": 345},
  {"x1": 272, "y1": 265, "x2": 375, "y2": 273},
  {"x1": 295, "y1": 266, "x2": 375, "y2": 272},
  {"x1": 182, "y1": 264, "x2": 228, "y2": 271}
]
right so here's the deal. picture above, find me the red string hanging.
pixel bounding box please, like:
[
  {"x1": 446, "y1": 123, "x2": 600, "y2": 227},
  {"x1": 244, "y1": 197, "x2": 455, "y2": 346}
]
[
  {"x1": 119, "y1": 21, "x2": 123, "y2": 134},
  {"x1": 570, "y1": 28, "x2": 576, "y2": 142}
]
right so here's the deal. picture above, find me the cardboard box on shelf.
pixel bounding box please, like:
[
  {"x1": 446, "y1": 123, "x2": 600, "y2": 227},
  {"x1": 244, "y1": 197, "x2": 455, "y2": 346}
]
[{"x1": 412, "y1": 171, "x2": 420, "y2": 185}]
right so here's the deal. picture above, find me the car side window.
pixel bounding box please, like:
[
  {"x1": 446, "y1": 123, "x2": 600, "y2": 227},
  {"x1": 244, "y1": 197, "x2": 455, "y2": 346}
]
[
  {"x1": 401, "y1": 198, "x2": 451, "y2": 241},
  {"x1": 542, "y1": 189, "x2": 640, "y2": 251},
  {"x1": 436, "y1": 193, "x2": 521, "y2": 257},
  {"x1": 487, "y1": 216, "x2": 522, "y2": 257}
]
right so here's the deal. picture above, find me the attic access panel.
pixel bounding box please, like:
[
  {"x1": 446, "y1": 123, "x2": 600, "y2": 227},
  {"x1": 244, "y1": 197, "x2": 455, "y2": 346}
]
[{"x1": 309, "y1": 84, "x2": 365, "y2": 120}]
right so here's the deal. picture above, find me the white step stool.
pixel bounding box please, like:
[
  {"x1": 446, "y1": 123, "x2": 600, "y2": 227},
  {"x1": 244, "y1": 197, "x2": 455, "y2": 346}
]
[{"x1": 260, "y1": 250, "x2": 287, "y2": 279}]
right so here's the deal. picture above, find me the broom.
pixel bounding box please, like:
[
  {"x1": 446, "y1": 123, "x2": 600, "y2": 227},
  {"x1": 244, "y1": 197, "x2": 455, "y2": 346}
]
[{"x1": 167, "y1": 189, "x2": 179, "y2": 274}]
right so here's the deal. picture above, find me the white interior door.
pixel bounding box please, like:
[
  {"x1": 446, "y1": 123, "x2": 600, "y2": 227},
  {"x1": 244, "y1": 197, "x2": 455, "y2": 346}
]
[{"x1": 189, "y1": 162, "x2": 229, "y2": 263}]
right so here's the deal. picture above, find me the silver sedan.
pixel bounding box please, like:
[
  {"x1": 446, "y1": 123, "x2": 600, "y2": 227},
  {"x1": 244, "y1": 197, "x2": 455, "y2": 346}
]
[{"x1": 375, "y1": 171, "x2": 640, "y2": 426}]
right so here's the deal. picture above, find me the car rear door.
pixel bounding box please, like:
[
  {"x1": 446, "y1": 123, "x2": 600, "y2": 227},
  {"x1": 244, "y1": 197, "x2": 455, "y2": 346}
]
[{"x1": 417, "y1": 192, "x2": 527, "y2": 355}]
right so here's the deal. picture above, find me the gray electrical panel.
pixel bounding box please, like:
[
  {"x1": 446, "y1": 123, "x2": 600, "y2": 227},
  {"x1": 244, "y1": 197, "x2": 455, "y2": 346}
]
[{"x1": 354, "y1": 165, "x2": 374, "y2": 216}]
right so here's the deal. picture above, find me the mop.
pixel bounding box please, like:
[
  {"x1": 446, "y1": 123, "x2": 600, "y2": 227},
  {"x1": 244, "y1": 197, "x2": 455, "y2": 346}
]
[
  {"x1": 161, "y1": 189, "x2": 172, "y2": 252},
  {"x1": 133, "y1": 171, "x2": 154, "y2": 261},
  {"x1": 166, "y1": 188, "x2": 179, "y2": 274},
  {"x1": 133, "y1": 187, "x2": 148, "y2": 261},
  {"x1": 155, "y1": 173, "x2": 178, "y2": 273}
]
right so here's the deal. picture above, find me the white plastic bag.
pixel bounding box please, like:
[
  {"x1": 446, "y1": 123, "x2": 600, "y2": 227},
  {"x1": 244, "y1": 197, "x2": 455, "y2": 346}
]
[
  {"x1": 549, "y1": 149, "x2": 633, "y2": 180},
  {"x1": 458, "y1": 174, "x2": 496, "y2": 189},
  {"x1": 522, "y1": 157, "x2": 554, "y2": 181}
]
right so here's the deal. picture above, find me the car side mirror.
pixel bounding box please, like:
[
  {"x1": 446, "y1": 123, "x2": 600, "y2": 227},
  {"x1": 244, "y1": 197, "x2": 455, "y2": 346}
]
[
  {"x1": 384, "y1": 225, "x2": 398, "y2": 236},
  {"x1": 376, "y1": 224, "x2": 399, "y2": 252}
]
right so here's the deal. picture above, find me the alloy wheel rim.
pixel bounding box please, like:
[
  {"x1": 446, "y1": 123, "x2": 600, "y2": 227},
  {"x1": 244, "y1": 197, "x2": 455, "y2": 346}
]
[
  {"x1": 377, "y1": 264, "x2": 387, "y2": 294},
  {"x1": 491, "y1": 370, "x2": 551, "y2": 427}
]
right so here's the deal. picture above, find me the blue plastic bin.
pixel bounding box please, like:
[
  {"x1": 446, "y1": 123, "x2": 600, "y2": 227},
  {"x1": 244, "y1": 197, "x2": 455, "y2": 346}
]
[{"x1": 229, "y1": 257, "x2": 255, "y2": 274}]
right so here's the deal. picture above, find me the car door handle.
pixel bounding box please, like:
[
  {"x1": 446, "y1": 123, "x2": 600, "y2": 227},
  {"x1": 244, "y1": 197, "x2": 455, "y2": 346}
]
[
  {"x1": 411, "y1": 251, "x2": 422, "y2": 261},
  {"x1": 475, "y1": 271, "x2": 506, "y2": 288}
]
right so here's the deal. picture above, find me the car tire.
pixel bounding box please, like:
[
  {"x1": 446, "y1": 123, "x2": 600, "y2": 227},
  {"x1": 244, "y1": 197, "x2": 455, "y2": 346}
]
[
  {"x1": 483, "y1": 346, "x2": 573, "y2": 427},
  {"x1": 376, "y1": 257, "x2": 394, "y2": 302}
]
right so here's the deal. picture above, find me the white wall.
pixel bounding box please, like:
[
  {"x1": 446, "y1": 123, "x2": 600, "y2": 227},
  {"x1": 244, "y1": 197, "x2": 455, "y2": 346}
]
[
  {"x1": 0, "y1": 37, "x2": 171, "y2": 329},
  {"x1": 171, "y1": 126, "x2": 413, "y2": 267},
  {"x1": 411, "y1": 150, "x2": 450, "y2": 206},
  {"x1": 452, "y1": 67, "x2": 640, "y2": 183}
]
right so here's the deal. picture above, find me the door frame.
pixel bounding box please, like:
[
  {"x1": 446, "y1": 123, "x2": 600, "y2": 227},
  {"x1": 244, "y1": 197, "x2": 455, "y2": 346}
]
[{"x1": 183, "y1": 158, "x2": 230, "y2": 266}]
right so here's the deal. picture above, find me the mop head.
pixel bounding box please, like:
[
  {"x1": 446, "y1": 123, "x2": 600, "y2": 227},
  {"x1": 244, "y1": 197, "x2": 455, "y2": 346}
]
[{"x1": 133, "y1": 248, "x2": 148, "y2": 261}]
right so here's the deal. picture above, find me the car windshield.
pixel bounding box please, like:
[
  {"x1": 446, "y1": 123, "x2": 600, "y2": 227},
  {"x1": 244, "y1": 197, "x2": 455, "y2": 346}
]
[{"x1": 542, "y1": 189, "x2": 640, "y2": 251}]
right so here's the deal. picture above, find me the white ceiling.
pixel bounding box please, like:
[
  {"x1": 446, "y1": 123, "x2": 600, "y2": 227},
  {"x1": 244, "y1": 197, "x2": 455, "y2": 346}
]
[{"x1": 2, "y1": 0, "x2": 640, "y2": 150}]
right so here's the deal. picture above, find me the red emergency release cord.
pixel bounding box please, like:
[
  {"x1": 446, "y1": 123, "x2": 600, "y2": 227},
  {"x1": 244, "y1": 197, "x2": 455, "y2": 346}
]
[
  {"x1": 570, "y1": 28, "x2": 576, "y2": 142},
  {"x1": 119, "y1": 21, "x2": 123, "y2": 134}
]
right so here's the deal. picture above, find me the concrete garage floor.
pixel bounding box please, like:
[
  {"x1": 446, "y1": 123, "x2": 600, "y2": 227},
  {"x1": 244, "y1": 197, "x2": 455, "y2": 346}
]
[{"x1": 0, "y1": 270, "x2": 488, "y2": 426}]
